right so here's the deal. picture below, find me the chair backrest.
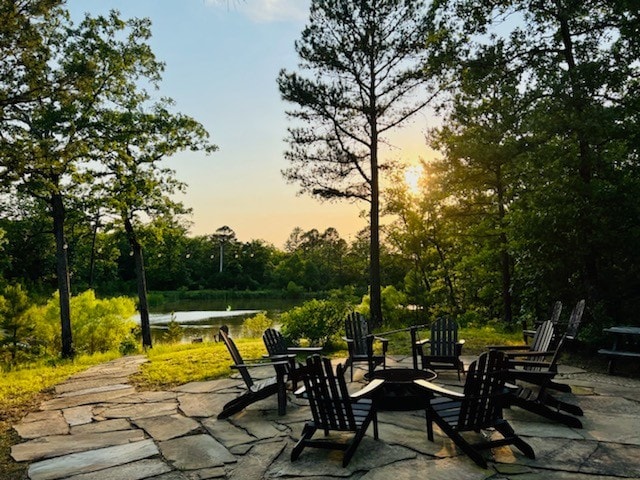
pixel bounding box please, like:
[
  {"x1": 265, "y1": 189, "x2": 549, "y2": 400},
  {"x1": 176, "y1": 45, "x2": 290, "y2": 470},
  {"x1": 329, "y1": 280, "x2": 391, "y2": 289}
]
[
  {"x1": 530, "y1": 320, "x2": 555, "y2": 353},
  {"x1": 565, "y1": 299, "x2": 585, "y2": 340},
  {"x1": 430, "y1": 317, "x2": 459, "y2": 356},
  {"x1": 542, "y1": 299, "x2": 586, "y2": 373},
  {"x1": 263, "y1": 328, "x2": 288, "y2": 356},
  {"x1": 345, "y1": 312, "x2": 370, "y2": 356},
  {"x1": 219, "y1": 326, "x2": 254, "y2": 389},
  {"x1": 458, "y1": 350, "x2": 509, "y2": 431},
  {"x1": 301, "y1": 355, "x2": 357, "y2": 432},
  {"x1": 550, "y1": 301, "x2": 563, "y2": 324}
]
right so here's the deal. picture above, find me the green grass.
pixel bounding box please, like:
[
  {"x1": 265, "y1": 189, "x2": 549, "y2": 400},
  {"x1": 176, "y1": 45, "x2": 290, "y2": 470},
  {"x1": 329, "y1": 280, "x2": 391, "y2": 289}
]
[
  {"x1": 131, "y1": 339, "x2": 271, "y2": 390},
  {"x1": 0, "y1": 351, "x2": 122, "y2": 416}
]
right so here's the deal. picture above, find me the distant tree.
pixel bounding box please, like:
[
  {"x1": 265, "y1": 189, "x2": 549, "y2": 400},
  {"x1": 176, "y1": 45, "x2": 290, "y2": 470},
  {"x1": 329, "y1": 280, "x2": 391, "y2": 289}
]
[
  {"x1": 0, "y1": 284, "x2": 33, "y2": 365},
  {"x1": 278, "y1": 0, "x2": 436, "y2": 327}
]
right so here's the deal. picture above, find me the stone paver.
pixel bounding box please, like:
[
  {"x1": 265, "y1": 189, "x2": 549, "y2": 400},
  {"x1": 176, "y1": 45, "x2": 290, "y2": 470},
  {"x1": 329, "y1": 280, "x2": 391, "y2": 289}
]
[{"x1": 9, "y1": 354, "x2": 640, "y2": 479}]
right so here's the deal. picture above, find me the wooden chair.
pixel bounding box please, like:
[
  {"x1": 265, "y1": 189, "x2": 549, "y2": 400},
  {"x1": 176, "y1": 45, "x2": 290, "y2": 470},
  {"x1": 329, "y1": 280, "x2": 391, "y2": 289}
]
[
  {"x1": 291, "y1": 355, "x2": 382, "y2": 467},
  {"x1": 414, "y1": 350, "x2": 535, "y2": 469},
  {"x1": 414, "y1": 317, "x2": 465, "y2": 380},
  {"x1": 343, "y1": 312, "x2": 388, "y2": 382},
  {"x1": 505, "y1": 300, "x2": 586, "y2": 428},
  {"x1": 262, "y1": 328, "x2": 323, "y2": 389},
  {"x1": 489, "y1": 319, "x2": 556, "y2": 366},
  {"x1": 523, "y1": 300, "x2": 562, "y2": 343},
  {"x1": 217, "y1": 326, "x2": 290, "y2": 419}
]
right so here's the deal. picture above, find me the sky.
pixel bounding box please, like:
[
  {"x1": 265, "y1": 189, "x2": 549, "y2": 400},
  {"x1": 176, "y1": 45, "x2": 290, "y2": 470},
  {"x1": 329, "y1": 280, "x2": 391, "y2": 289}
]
[{"x1": 65, "y1": 0, "x2": 434, "y2": 248}]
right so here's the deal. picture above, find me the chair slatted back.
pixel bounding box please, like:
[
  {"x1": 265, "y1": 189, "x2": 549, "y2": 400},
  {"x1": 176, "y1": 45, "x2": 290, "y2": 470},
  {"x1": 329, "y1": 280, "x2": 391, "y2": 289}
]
[
  {"x1": 302, "y1": 356, "x2": 356, "y2": 432},
  {"x1": 219, "y1": 326, "x2": 254, "y2": 389},
  {"x1": 565, "y1": 299, "x2": 585, "y2": 340},
  {"x1": 544, "y1": 299, "x2": 586, "y2": 373},
  {"x1": 430, "y1": 317, "x2": 459, "y2": 356},
  {"x1": 263, "y1": 328, "x2": 288, "y2": 356},
  {"x1": 526, "y1": 320, "x2": 555, "y2": 372},
  {"x1": 550, "y1": 301, "x2": 563, "y2": 324},
  {"x1": 458, "y1": 350, "x2": 508, "y2": 431},
  {"x1": 345, "y1": 312, "x2": 370, "y2": 356}
]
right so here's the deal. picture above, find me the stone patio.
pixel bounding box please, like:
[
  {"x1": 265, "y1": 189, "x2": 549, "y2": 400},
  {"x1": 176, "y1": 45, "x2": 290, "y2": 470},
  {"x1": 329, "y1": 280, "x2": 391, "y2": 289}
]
[{"x1": 10, "y1": 354, "x2": 640, "y2": 479}]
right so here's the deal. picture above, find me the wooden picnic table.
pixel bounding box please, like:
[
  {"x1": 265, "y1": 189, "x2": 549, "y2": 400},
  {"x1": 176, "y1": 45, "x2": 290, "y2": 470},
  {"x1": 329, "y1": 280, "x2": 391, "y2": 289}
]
[{"x1": 598, "y1": 326, "x2": 640, "y2": 374}]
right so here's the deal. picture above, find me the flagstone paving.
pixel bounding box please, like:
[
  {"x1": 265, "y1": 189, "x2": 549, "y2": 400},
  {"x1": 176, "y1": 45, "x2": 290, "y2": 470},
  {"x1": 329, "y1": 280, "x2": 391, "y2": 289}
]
[{"x1": 10, "y1": 354, "x2": 640, "y2": 480}]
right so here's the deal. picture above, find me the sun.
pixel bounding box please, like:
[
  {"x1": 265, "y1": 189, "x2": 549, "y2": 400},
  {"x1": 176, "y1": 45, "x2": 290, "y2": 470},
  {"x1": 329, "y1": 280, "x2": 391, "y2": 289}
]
[{"x1": 403, "y1": 165, "x2": 422, "y2": 194}]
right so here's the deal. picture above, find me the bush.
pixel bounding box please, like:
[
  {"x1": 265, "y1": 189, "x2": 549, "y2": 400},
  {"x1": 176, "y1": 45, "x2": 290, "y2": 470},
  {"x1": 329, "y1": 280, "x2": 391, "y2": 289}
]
[
  {"x1": 242, "y1": 312, "x2": 273, "y2": 338},
  {"x1": 280, "y1": 298, "x2": 350, "y2": 347},
  {"x1": 25, "y1": 290, "x2": 137, "y2": 356},
  {"x1": 357, "y1": 285, "x2": 408, "y2": 328},
  {"x1": 163, "y1": 315, "x2": 184, "y2": 344}
]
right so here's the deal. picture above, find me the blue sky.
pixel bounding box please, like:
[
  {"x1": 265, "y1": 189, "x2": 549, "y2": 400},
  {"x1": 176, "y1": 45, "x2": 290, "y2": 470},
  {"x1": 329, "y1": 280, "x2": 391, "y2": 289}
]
[{"x1": 66, "y1": 0, "x2": 430, "y2": 247}]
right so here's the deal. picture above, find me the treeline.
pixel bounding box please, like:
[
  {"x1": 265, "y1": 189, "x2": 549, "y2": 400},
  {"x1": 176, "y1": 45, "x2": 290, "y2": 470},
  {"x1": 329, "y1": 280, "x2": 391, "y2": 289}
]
[{"x1": 0, "y1": 221, "x2": 403, "y2": 296}]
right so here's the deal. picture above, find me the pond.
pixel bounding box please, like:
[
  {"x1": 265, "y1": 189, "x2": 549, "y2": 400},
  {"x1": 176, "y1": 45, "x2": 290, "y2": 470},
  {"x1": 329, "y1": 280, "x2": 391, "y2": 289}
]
[{"x1": 131, "y1": 297, "x2": 305, "y2": 343}]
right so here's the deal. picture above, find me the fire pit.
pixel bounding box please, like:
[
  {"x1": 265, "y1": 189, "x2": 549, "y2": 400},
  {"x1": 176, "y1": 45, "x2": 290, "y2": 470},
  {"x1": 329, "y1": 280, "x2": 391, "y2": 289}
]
[{"x1": 369, "y1": 368, "x2": 437, "y2": 411}]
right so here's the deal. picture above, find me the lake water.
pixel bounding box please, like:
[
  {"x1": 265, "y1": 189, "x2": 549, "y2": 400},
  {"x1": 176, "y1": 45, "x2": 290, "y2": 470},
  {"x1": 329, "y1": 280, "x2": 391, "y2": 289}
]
[{"x1": 131, "y1": 298, "x2": 305, "y2": 343}]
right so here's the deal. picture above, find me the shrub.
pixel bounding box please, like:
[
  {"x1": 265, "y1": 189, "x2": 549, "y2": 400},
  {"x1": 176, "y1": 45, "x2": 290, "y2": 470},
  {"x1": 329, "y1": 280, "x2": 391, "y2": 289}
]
[
  {"x1": 26, "y1": 290, "x2": 137, "y2": 356},
  {"x1": 280, "y1": 298, "x2": 350, "y2": 346},
  {"x1": 163, "y1": 315, "x2": 184, "y2": 344},
  {"x1": 242, "y1": 312, "x2": 273, "y2": 338}
]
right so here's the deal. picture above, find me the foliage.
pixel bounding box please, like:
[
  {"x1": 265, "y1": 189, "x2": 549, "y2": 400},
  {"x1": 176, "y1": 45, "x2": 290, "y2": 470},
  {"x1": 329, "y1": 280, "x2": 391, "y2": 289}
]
[
  {"x1": 280, "y1": 297, "x2": 351, "y2": 347},
  {"x1": 25, "y1": 291, "x2": 136, "y2": 356},
  {"x1": 357, "y1": 285, "x2": 409, "y2": 329},
  {"x1": 0, "y1": 284, "x2": 34, "y2": 366},
  {"x1": 242, "y1": 312, "x2": 273, "y2": 338},
  {"x1": 163, "y1": 316, "x2": 184, "y2": 344}
]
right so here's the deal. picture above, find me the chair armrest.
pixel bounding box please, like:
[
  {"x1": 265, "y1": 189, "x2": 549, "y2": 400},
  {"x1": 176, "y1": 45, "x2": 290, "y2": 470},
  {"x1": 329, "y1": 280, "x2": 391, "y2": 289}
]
[
  {"x1": 413, "y1": 379, "x2": 464, "y2": 399},
  {"x1": 487, "y1": 344, "x2": 529, "y2": 351},
  {"x1": 343, "y1": 337, "x2": 354, "y2": 344},
  {"x1": 507, "y1": 369, "x2": 556, "y2": 383},
  {"x1": 373, "y1": 336, "x2": 389, "y2": 344},
  {"x1": 505, "y1": 350, "x2": 553, "y2": 358},
  {"x1": 350, "y1": 379, "x2": 385, "y2": 400},
  {"x1": 294, "y1": 385, "x2": 306, "y2": 397},
  {"x1": 415, "y1": 338, "x2": 430, "y2": 346},
  {"x1": 508, "y1": 359, "x2": 553, "y2": 369},
  {"x1": 287, "y1": 347, "x2": 323, "y2": 354},
  {"x1": 231, "y1": 359, "x2": 290, "y2": 369},
  {"x1": 457, "y1": 339, "x2": 465, "y2": 345}
]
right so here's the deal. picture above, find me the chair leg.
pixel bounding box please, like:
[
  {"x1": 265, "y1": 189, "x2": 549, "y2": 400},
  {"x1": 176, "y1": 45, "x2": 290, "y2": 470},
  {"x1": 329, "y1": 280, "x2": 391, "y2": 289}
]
[
  {"x1": 494, "y1": 421, "x2": 535, "y2": 459},
  {"x1": 291, "y1": 423, "x2": 316, "y2": 461},
  {"x1": 439, "y1": 421, "x2": 488, "y2": 469}
]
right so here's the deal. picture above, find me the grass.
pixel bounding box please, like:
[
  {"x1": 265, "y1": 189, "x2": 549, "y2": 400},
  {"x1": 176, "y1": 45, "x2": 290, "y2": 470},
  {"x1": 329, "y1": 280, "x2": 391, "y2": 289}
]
[{"x1": 131, "y1": 339, "x2": 268, "y2": 389}]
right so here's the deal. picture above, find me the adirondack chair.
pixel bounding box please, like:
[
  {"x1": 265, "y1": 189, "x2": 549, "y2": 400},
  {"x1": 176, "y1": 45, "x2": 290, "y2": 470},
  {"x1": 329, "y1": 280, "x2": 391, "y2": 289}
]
[
  {"x1": 262, "y1": 328, "x2": 323, "y2": 389},
  {"x1": 414, "y1": 317, "x2": 465, "y2": 380},
  {"x1": 414, "y1": 350, "x2": 535, "y2": 469},
  {"x1": 523, "y1": 300, "x2": 563, "y2": 343},
  {"x1": 291, "y1": 355, "x2": 383, "y2": 467},
  {"x1": 489, "y1": 319, "x2": 556, "y2": 364},
  {"x1": 343, "y1": 312, "x2": 388, "y2": 382},
  {"x1": 217, "y1": 326, "x2": 290, "y2": 419},
  {"x1": 504, "y1": 300, "x2": 586, "y2": 428}
]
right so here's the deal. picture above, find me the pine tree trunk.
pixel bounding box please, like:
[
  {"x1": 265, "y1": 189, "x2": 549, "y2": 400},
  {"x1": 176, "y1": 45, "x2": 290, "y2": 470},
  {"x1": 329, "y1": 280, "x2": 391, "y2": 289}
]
[{"x1": 51, "y1": 192, "x2": 74, "y2": 358}]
